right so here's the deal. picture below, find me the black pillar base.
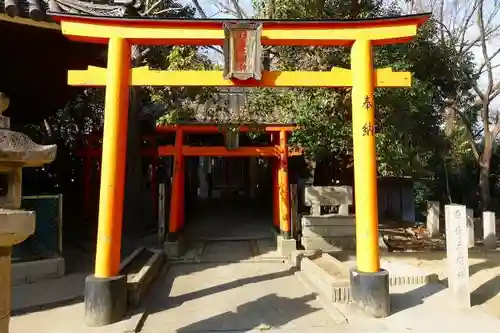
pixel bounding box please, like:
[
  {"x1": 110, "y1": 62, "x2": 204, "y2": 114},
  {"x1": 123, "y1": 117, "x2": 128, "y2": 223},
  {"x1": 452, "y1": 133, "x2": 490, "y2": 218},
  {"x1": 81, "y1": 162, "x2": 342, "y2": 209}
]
[
  {"x1": 84, "y1": 274, "x2": 127, "y2": 327},
  {"x1": 349, "y1": 269, "x2": 390, "y2": 318},
  {"x1": 167, "y1": 231, "x2": 179, "y2": 242},
  {"x1": 280, "y1": 230, "x2": 291, "y2": 239}
]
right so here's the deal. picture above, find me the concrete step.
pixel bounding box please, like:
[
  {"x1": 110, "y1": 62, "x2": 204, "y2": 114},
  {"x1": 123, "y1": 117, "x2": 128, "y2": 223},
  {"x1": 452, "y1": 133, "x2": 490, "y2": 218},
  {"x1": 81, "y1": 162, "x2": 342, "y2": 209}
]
[{"x1": 294, "y1": 270, "x2": 348, "y2": 324}]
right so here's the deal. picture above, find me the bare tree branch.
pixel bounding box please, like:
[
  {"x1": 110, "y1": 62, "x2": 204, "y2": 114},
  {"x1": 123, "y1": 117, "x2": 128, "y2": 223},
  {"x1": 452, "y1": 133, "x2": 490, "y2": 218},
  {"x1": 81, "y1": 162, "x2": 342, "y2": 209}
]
[
  {"x1": 477, "y1": 0, "x2": 494, "y2": 97},
  {"x1": 477, "y1": 47, "x2": 500, "y2": 74},
  {"x1": 229, "y1": 0, "x2": 247, "y2": 19},
  {"x1": 191, "y1": 0, "x2": 208, "y2": 18}
]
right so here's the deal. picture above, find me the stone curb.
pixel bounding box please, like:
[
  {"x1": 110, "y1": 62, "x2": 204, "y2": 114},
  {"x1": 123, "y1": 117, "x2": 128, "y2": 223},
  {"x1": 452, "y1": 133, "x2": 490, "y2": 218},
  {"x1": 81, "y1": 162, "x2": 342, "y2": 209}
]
[
  {"x1": 390, "y1": 274, "x2": 440, "y2": 286},
  {"x1": 332, "y1": 286, "x2": 351, "y2": 303},
  {"x1": 294, "y1": 271, "x2": 348, "y2": 324},
  {"x1": 295, "y1": 251, "x2": 441, "y2": 304}
]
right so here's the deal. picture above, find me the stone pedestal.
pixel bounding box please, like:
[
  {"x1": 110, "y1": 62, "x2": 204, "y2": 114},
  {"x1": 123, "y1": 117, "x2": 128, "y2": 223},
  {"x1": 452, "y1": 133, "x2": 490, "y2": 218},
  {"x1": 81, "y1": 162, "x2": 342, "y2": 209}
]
[
  {"x1": 277, "y1": 235, "x2": 296, "y2": 257},
  {"x1": 164, "y1": 235, "x2": 186, "y2": 259},
  {"x1": 427, "y1": 201, "x2": 440, "y2": 237},
  {"x1": 483, "y1": 211, "x2": 497, "y2": 249},
  {"x1": 0, "y1": 210, "x2": 36, "y2": 333}
]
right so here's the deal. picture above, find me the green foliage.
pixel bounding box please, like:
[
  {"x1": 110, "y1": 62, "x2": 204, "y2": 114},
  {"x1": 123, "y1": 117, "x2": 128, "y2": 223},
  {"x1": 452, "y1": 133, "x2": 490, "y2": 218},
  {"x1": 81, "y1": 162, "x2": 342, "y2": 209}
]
[{"x1": 247, "y1": 0, "x2": 458, "y2": 181}]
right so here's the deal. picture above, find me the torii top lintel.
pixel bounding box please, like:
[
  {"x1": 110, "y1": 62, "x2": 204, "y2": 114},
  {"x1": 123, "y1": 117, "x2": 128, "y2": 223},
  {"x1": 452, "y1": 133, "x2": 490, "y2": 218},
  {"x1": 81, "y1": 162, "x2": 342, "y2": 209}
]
[{"x1": 48, "y1": 12, "x2": 430, "y2": 47}]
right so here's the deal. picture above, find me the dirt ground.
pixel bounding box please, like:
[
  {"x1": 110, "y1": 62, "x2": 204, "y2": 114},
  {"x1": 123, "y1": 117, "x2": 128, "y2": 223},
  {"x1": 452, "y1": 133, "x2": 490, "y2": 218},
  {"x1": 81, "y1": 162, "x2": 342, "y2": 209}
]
[{"x1": 379, "y1": 219, "x2": 500, "y2": 318}]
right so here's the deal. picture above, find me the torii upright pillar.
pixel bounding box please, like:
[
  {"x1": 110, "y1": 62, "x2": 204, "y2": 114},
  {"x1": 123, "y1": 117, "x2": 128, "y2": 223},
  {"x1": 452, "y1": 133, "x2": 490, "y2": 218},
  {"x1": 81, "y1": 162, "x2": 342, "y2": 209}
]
[
  {"x1": 84, "y1": 37, "x2": 130, "y2": 327},
  {"x1": 349, "y1": 38, "x2": 387, "y2": 317}
]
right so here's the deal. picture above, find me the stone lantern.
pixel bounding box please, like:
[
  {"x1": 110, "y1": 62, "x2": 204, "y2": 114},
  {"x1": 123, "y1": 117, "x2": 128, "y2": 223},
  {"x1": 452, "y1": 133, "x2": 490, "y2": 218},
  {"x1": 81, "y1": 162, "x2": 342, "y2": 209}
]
[{"x1": 0, "y1": 92, "x2": 57, "y2": 332}]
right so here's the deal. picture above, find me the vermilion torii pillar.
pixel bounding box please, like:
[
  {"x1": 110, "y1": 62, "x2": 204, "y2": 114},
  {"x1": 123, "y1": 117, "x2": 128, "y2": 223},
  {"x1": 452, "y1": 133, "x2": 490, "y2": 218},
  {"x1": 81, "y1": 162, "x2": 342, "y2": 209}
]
[{"x1": 49, "y1": 11, "x2": 430, "y2": 326}]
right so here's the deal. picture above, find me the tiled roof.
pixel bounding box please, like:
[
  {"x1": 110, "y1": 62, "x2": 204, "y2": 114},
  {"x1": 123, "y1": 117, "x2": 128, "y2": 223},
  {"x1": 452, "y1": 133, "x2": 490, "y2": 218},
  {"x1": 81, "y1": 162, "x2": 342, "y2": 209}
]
[
  {"x1": 0, "y1": 0, "x2": 49, "y2": 21},
  {"x1": 0, "y1": 0, "x2": 138, "y2": 23}
]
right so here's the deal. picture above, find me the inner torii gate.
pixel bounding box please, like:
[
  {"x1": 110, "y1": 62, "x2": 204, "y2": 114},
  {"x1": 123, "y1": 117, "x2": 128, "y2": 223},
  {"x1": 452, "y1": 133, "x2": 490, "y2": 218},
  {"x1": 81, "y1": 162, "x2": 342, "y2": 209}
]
[{"x1": 49, "y1": 12, "x2": 429, "y2": 326}]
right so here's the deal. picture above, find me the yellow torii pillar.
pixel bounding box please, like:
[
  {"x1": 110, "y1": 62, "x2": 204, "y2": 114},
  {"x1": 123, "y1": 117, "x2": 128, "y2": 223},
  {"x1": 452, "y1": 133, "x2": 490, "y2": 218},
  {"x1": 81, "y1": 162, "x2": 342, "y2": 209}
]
[
  {"x1": 350, "y1": 39, "x2": 386, "y2": 316},
  {"x1": 49, "y1": 11, "x2": 430, "y2": 326}
]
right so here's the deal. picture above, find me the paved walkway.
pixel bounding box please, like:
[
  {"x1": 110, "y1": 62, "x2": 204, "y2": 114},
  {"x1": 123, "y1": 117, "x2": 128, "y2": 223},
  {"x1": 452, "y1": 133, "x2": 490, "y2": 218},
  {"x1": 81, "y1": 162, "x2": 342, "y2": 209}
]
[
  {"x1": 140, "y1": 261, "x2": 339, "y2": 333},
  {"x1": 10, "y1": 240, "x2": 500, "y2": 333},
  {"x1": 333, "y1": 283, "x2": 500, "y2": 333}
]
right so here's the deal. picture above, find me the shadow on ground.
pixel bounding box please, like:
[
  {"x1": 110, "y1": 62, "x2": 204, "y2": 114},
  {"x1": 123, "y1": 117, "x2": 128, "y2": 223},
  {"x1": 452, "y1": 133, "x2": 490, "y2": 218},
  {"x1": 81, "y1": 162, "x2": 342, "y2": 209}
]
[
  {"x1": 390, "y1": 259, "x2": 500, "y2": 315},
  {"x1": 136, "y1": 261, "x2": 334, "y2": 332},
  {"x1": 177, "y1": 294, "x2": 318, "y2": 332}
]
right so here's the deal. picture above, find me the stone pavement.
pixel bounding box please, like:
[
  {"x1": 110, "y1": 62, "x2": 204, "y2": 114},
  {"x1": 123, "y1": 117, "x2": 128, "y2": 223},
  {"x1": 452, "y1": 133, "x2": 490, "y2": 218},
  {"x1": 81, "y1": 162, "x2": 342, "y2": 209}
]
[
  {"x1": 334, "y1": 283, "x2": 500, "y2": 333},
  {"x1": 140, "y1": 261, "x2": 339, "y2": 332},
  {"x1": 10, "y1": 241, "x2": 500, "y2": 333}
]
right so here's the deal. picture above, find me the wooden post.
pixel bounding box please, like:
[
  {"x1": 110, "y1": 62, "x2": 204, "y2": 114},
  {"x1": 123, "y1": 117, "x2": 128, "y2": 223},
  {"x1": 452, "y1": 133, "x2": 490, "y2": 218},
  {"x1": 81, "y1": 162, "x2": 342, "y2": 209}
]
[
  {"x1": 94, "y1": 38, "x2": 130, "y2": 278},
  {"x1": 351, "y1": 39, "x2": 380, "y2": 273},
  {"x1": 168, "y1": 128, "x2": 184, "y2": 237},
  {"x1": 278, "y1": 130, "x2": 291, "y2": 238}
]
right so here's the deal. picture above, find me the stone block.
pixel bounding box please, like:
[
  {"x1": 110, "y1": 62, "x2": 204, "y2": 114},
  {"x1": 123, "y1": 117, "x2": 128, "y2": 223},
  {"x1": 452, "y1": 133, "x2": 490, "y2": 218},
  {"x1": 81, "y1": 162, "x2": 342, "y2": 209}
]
[
  {"x1": 302, "y1": 225, "x2": 356, "y2": 238},
  {"x1": 301, "y1": 235, "x2": 356, "y2": 252},
  {"x1": 301, "y1": 215, "x2": 355, "y2": 227},
  {"x1": 164, "y1": 238, "x2": 186, "y2": 259},
  {"x1": 288, "y1": 249, "x2": 321, "y2": 269},
  {"x1": 0, "y1": 209, "x2": 35, "y2": 247},
  {"x1": 445, "y1": 204, "x2": 470, "y2": 308},
  {"x1": 127, "y1": 250, "x2": 164, "y2": 306},
  {"x1": 277, "y1": 236, "x2": 296, "y2": 257},
  {"x1": 483, "y1": 211, "x2": 497, "y2": 249},
  {"x1": 303, "y1": 186, "x2": 353, "y2": 206},
  {"x1": 300, "y1": 257, "x2": 335, "y2": 299},
  {"x1": 12, "y1": 256, "x2": 65, "y2": 286},
  {"x1": 427, "y1": 201, "x2": 440, "y2": 237}
]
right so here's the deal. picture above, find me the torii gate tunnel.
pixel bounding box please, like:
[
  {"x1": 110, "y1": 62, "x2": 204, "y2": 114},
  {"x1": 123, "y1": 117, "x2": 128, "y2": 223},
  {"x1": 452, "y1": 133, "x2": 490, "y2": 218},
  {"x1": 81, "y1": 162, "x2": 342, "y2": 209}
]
[{"x1": 49, "y1": 12, "x2": 430, "y2": 326}]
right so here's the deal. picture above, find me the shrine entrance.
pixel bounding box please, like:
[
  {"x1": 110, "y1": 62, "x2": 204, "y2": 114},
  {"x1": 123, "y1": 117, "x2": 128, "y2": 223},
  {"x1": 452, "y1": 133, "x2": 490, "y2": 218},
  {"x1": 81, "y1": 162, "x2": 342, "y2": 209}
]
[
  {"x1": 186, "y1": 155, "x2": 274, "y2": 241},
  {"x1": 156, "y1": 124, "x2": 299, "y2": 241},
  {"x1": 50, "y1": 10, "x2": 429, "y2": 327}
]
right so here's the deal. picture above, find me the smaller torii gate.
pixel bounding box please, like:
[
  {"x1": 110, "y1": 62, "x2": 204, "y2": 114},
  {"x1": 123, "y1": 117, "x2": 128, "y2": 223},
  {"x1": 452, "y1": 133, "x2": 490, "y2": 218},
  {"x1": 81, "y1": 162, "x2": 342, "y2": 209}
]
[{"x1": 49, "y1": 11, "x2": 429, "y2": 326}]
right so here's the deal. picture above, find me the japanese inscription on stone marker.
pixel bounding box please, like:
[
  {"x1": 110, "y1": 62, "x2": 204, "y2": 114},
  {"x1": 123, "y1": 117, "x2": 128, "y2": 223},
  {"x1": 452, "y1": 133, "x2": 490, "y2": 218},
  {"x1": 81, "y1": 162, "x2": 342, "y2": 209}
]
[{"x1": 445, "y1": 204, "x2": 470, "y2": 308}]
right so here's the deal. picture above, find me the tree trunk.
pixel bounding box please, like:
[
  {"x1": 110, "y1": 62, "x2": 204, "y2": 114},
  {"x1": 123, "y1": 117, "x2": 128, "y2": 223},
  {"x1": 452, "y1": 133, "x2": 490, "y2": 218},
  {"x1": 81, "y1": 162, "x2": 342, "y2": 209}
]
[{"x1": 479, "y1": 157, "x2": 491, "y2": 212}]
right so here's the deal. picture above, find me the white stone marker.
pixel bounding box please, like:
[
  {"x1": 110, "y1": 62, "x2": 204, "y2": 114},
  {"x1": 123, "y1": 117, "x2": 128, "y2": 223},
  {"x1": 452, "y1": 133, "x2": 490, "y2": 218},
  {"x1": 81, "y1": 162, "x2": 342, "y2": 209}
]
[
  {"x1": 466, "y1": 208, "x2": 474, "y2": 248},
  {"x1": 427, "y1": 201, "x2": 440, "y2": 237},
  {"x1": 483, "y1": 211, "x2": 497, "y2": 249},
  {"x1": 445, "y1": 204, "x2": 470, "y2": 308}
]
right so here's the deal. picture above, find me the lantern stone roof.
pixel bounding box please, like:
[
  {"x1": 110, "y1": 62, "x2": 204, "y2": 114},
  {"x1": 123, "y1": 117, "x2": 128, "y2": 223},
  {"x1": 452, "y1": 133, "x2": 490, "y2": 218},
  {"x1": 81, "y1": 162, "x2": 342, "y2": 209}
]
[{"x1": 0, "y1": 0, "x2": 140, "y2": 27}]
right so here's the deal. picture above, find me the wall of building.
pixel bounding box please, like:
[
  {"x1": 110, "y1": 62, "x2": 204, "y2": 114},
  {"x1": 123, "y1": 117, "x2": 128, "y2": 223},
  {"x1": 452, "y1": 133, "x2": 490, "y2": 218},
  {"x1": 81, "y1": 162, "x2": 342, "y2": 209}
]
[{"x1": 377, "y1": 179, "x2": 415, "y2": 223}]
